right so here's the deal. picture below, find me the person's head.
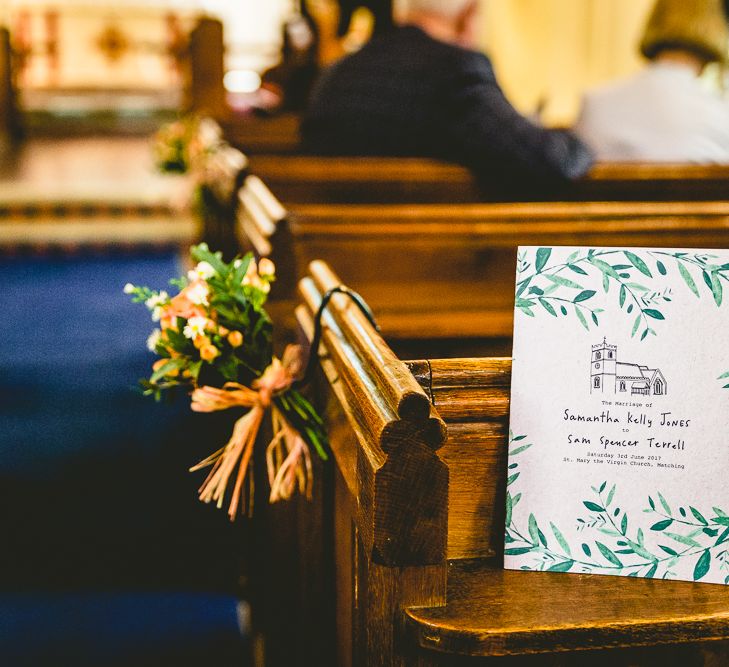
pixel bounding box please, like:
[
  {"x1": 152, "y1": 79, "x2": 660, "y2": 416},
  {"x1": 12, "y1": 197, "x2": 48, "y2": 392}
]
[
  {"x1": 640, "y1": 0, "x2": 729, "y2": 67},
  {"x1": 394, "y1": 0, "x2": 479, "y2": 48}
]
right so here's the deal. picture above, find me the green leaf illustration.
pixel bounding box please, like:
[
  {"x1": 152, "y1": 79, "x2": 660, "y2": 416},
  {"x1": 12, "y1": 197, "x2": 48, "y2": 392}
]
[
  {"x1": 596, "y1": 541, "x2": 623, "y2": 567},
  {"x1": 516, "y1": 276, "x2": 532, "y2": 297},
  {"x1": 658, "y1": 492, "x2": 672, "y2": 515},
  {"x1": 547, "y1": 560, "x2": 574, "y2": 572},
  {"x1": 539, "y1": 298, "x2": 557, "y2": 317},
  {"x1": 625, "y1": 251, "x2": 652, "y2": 277},
  {"x1": 582, "y1": 543, "x2": 592, "y2": 558},
  {"x1": 505, "y1": 493, "x2": 513, "y2": 527},
  {"x1": 505, "y1": 547, "x2": 533, "y2": 556},
  {"x1": 568, "y1": 264, "x2": 588, "y2": 275},
  {"x1": 710, "y1": 272, "x2": 723, "y2": 306},
  {"x1": 644, "y1": 309, "x2": 665, "y2": 320},
  {"x1": 631, "y1": 315, "x2": 641, "y2": 338},
  {"x1": 583, "y1": 501, "x2": 605, "y2": 512},
  {"x1": 715, "y1": 527, "x2": 729, "y2": 546},
  {"x1": 678, "y1": 262, "x2": 700, "y2": 298},
  {"x1": 551, "y1": 522, "x2": 571, "y2": 556},
  {"x1": 650, "y1": 519, "x2": 673, "y2": 531},
  {"x1": 694, "y1": 550, "x2": 711, "y2": 581},
  {"x1": 546, "y1": 274, "x2": 583, "y2": 289},
  {"x1": 619, "y1": 284, "x2": 626, "y2": 308},
  {"x1": 575, "y1": 306, "x2": 589, "y2": 330},
  {"x1": 535, "y1": 247, "x2": 552, "y2": 273},
  {"x1": 656, "y1": 261, "x2": 667, "y2": 275},
  {"x1": 528, "y1": 513, "x2": 540, "y2": 545},
  {"x1": 574, "y1": 290, "x2": 596, "y2": 303},
  {"x1": 606, "y1": 484, "x2": 616, "y2": 507},
  {"x1": 690, "y1": 506, "x2": 709, "y2": 525},
  {"x1": 507, "y1": 473, "x2": 520, "y2": 486},
  {"x1": 509, "y1": 443, "x2": 533, "y2": 456},
  {"x1": 664, "y1": 532, "x2": 702, "y2": 548},
  {"x1": 659, "y1": 545, "x2": 678, "y2": 556},
  {"x1": 589, "y1": 257, "x2": 620, "y2": 279}
]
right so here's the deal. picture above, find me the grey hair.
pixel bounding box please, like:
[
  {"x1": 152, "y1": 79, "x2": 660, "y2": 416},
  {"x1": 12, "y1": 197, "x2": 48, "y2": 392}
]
[{"x1": 395, "y1": 0, "x2": 474, "y2": 19}]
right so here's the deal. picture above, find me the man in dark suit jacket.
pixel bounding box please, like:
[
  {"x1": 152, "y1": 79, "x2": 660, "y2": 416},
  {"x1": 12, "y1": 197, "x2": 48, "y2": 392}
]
[{"x1": 301, "y1": 0, "x2": 593, "y2": 184}]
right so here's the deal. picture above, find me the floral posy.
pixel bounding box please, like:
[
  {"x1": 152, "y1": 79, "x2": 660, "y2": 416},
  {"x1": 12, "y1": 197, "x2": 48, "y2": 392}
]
[{"x1": 126, "y1": 244, "x2": 328, "y2": 519}]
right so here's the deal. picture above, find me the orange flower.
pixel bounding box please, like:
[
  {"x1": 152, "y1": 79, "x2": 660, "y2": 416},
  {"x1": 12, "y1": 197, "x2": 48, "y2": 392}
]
[
  {"x1": 218, "y1": 325, "x2": 230, "y2": 336},
  {"x1": 193, "y1": 335, "x2": 211, "y2": 350},
  {"x1": 227, "y1": 331, "x2": 243, "y2": 347},
  {"x1": 200, "y1": 344, "x2": 220, "y2": 362}
]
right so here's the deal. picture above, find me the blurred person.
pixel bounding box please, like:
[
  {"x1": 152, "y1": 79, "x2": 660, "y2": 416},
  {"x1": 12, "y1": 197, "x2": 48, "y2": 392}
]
[
  {"x1": 574, "y1": 0, "x2": 729, "y2": 162},
  {"x1": 257, "y1": 5, "x2": 320, "y2": 114},
  {"x1": 301, "y1": 0, "x2": 594, "y2": 184}
]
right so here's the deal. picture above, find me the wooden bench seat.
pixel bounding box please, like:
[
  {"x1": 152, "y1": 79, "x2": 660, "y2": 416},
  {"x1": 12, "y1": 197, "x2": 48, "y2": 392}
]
[
  {"x1": 255, "y1": 260, "x2": 729, "y2": 666},
  {"x1": 405, "y1": 560, "x2": 729, "y2": 658}
]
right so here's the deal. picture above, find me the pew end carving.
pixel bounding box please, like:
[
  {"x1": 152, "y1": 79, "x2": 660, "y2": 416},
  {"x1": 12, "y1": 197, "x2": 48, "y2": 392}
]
[{"x1": 257, "y1": 260, "x2": 729, "y2": 666}]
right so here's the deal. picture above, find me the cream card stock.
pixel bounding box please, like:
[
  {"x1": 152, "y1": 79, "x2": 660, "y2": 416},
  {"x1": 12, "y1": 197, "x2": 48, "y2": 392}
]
[{"x1": 505, "y1": 246, "x2": 729, "y2": 584}]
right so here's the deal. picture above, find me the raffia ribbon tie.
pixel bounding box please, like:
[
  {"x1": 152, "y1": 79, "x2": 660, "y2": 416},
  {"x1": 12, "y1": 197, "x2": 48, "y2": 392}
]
[{"x1": 188, "y1": 344, "x2": 312, "y2": 519}]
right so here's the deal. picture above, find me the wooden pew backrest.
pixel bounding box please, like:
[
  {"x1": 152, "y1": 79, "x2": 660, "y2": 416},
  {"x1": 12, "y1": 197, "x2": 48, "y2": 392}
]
[
  {"x1": 247, "y1": 154, "x2": 729, "y2": 204},
  {"x1": 278, "y1": 200, "x2": 729, "y2": 342}
]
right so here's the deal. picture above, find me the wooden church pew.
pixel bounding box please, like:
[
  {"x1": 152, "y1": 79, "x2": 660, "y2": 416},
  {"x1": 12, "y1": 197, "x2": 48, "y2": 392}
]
[
  {"x1": 246, "y1": 154, "x2": 729, "y2": 204},
  {"x1": 261, "y1": 259, "x2": 729, "y2": 666},
  {"x1": 236, "y1": 180, "x2": 729, "y2": 354}
]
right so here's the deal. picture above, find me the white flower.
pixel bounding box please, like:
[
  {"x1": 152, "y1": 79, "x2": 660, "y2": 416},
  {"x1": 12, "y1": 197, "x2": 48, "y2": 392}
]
[
  {"x1": 187, "y1": 261, "x2": 216, "y2": 282},
  {"x1": 123, "y1": 283, "x2": 135, "y2": 294},
  {"x1": 183, "y1": 316, "x2": 209, "y2": 339},
  {"x1": 233, "y1": 259, "x2": 242, "y2": 269},
  {"x1": 147, "y1": 329, "x2": 161, "y2": 352},
  {"x1": 144, "y1": 291, "x2": 169, "y2": 310},
  {"x1": 186, "y1": 282, "x2": 209, "y2": 306},
  {"x1": 258, "y1": 258, "x2": 275, "y2": 277},
  {"x1": 151, "y1": 306, "x2": 163, "y2": 322}
]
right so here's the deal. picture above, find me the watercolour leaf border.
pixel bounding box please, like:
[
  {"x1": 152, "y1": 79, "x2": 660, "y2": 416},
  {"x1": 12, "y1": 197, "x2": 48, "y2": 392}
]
[
  {"x1": 515, "y1": 248, "x2": 729, "y2": 342},
  {"x1": 504, "y1": 432, "x2": 729, "y2": 583}
]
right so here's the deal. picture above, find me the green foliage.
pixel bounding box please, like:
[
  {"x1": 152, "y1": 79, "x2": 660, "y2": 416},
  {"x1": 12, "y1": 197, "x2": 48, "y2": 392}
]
[
  {"x1": 504, "y1": 433, "x2": 729, "y2": 582},
  {"x1": 514, "y1": 248, "x2": 729, "y2": 341},
  {"x1": 127, "y1": 243, "x2": 328, "y2": 460}
]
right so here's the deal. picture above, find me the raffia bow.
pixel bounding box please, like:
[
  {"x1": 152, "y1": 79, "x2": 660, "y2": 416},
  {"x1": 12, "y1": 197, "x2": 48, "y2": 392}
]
[{"x1": 189, "y1": 345, "x2": 312, "y2": 519}]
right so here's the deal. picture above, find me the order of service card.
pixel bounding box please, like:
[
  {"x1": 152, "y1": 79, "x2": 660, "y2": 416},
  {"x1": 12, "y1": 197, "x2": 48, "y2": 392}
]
[{"x1": 505, "y1": 246, "x2": 729, "y2": 584}]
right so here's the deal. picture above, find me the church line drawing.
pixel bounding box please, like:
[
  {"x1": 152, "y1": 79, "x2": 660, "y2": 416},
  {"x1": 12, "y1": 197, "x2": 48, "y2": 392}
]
[{"x1": 590, "y1": 338, "x2": 667, "y2": 396}]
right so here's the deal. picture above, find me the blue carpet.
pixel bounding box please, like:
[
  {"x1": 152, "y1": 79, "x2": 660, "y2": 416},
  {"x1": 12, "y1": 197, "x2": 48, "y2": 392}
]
[
  {"x1": 0, "y1": 251, "x2": 249, "y2": 665},
  {"x1": 0, "y1": 592, "x2": 247, "y2": 667}
]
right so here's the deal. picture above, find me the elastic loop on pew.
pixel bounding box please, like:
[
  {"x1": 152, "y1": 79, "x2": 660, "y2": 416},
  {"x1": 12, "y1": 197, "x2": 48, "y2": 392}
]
[{"x1": 294, "y1": 285, "x2": 380, "y2": 389}]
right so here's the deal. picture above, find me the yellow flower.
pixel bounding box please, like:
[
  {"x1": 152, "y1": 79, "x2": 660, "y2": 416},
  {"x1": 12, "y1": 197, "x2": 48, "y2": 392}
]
[
  {"x1": 217, "y1": 325, "x2": 230, "y2": 336},
  {"x1": 227, "y1": 331, "x2": 243, "y2": 347},
  {"x1": 200, "y1": 344, "x2": 221, "y2": 362}
]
